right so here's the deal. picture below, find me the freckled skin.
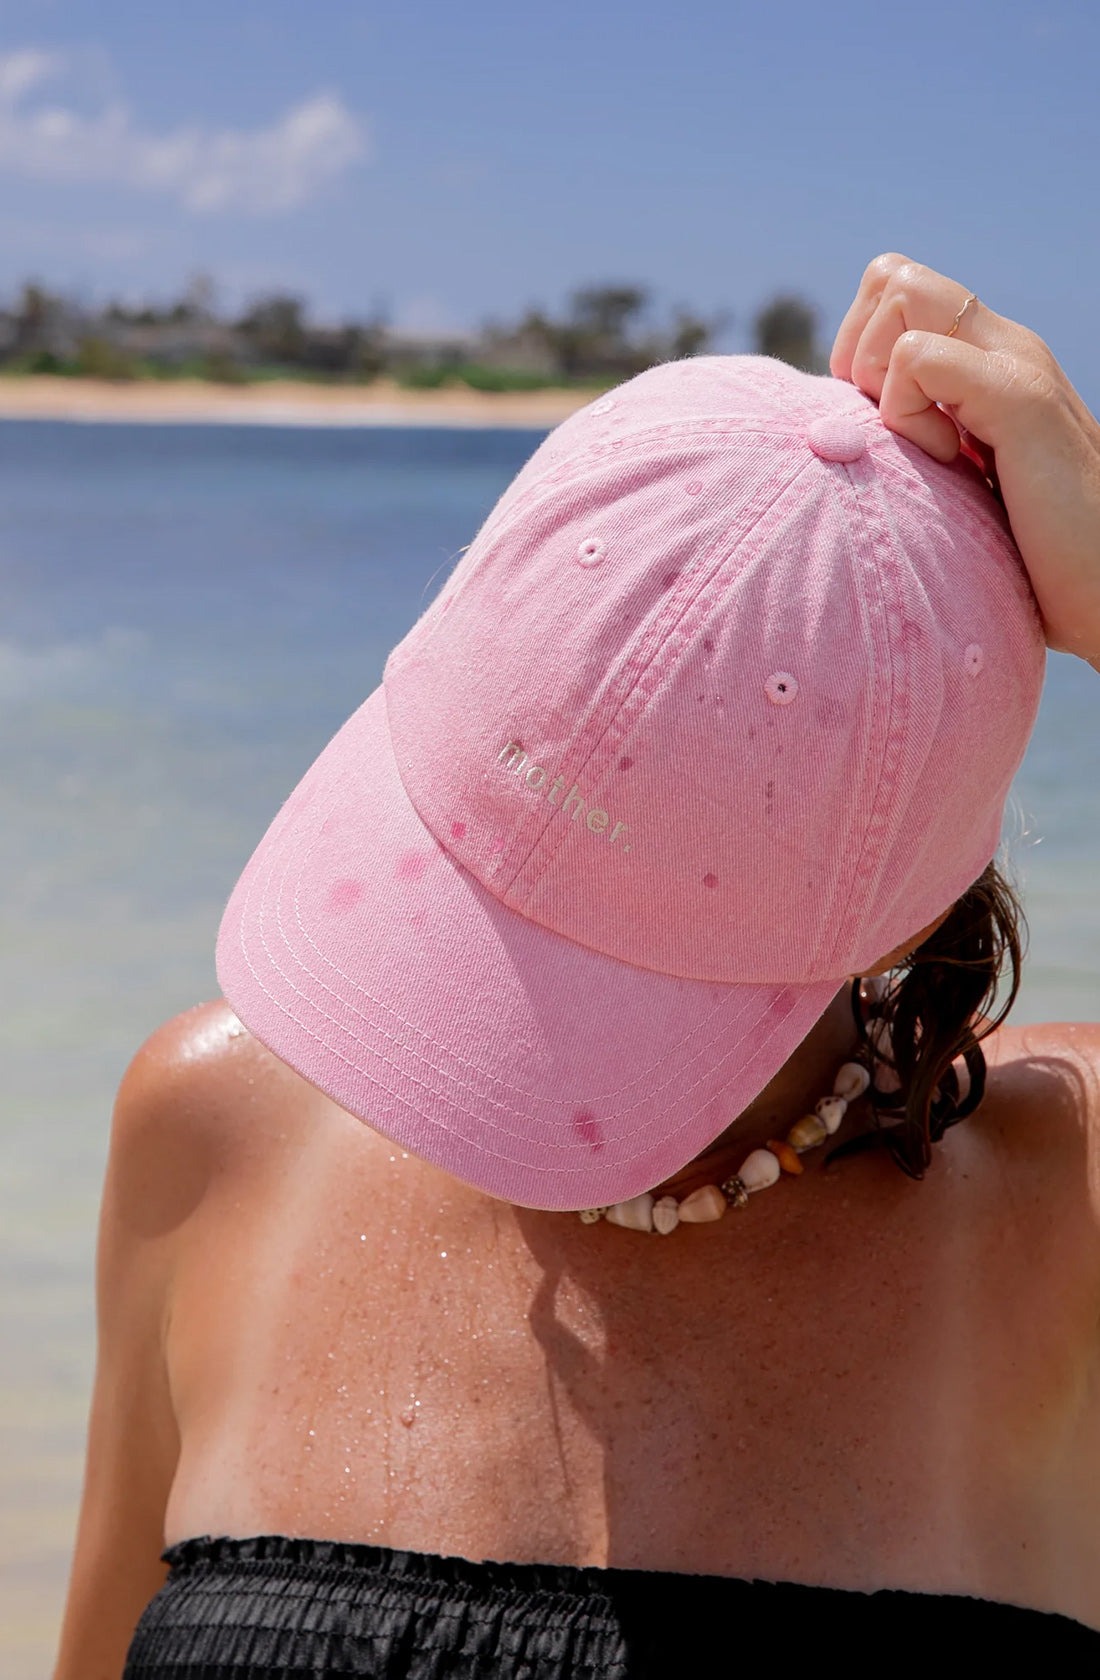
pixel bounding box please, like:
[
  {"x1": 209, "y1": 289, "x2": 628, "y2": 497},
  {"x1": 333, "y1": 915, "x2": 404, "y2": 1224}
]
[{"x1": 53, "y1": 999, "x2": 1100, "y2": 1673}]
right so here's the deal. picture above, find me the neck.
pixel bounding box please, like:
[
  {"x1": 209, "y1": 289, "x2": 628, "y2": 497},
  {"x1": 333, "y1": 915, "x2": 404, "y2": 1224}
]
[{"x1": 651, "y1": 982, "x2": 859, "y2": 1199}]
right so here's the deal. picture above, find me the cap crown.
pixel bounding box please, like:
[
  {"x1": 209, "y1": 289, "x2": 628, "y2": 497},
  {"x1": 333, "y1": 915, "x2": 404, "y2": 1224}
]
[{"x1": 385, "y1": 356, "x2": 1044, "y2": 985}]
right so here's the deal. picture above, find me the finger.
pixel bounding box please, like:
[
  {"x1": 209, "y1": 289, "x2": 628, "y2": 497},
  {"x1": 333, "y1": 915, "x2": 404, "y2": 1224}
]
[
  {"x1": 849, "y1": 266, "x2": 989, "y2": 404},
  {"x1": 879, "y1": 346, "x2": 964, "y2": 461},
  {"x1": 945, "y1": 412, "x2": 1001, "y2": 491},
  {"x1": 878, "y1": 333, "x2": 1031, "y2": 460},
  {"x1": 829, "y1": 253, "x2": 908, "y2": 382}
]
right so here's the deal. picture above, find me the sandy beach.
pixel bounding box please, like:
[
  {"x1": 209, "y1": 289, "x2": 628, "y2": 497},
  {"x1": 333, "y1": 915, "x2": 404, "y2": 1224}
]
[{"x1": 0, "y1": 375, "x2": 600, "y2": 429}]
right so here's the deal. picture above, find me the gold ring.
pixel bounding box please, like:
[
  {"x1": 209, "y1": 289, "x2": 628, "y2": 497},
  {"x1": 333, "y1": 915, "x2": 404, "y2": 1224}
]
[{"x1": 947, "y1": 292, "x2": 978, "y2": 338}]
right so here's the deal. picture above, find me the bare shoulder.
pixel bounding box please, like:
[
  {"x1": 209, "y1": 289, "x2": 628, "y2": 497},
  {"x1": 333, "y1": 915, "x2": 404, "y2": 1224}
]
[
  {"x1": 983, "y1": 1017, "x2": 1100, "y2": 1116},
  {"x1": 976, "y1": 1017, "x2": 1100, "y2": 1214},
  {"x1": 54, "y1": 1004, "x2": 334, "y2": 1676},
  {"x1": 110, "y1": 999, "x2": 328, "y2": 1215},
  {"x1": 115, "y1": 996, "x2": 309, "y2": 1142}
]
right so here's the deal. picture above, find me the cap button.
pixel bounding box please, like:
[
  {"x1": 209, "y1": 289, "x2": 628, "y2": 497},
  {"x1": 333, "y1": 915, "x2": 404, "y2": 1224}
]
[{"x1": 805, "y1": 416, "x2": 867, "y2": 463}]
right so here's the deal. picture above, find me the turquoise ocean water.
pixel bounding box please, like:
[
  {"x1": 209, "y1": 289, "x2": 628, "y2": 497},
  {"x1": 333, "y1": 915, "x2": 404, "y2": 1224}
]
[{"x1": 2, "y1": 420, "x2": 1099, "y2": 1674}]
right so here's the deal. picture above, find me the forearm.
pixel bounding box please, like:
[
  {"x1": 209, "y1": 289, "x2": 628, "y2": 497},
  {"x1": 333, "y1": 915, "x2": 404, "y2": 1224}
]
[{"x1": 52, "y1": 1363, "x2": 177, "y2": 1678}]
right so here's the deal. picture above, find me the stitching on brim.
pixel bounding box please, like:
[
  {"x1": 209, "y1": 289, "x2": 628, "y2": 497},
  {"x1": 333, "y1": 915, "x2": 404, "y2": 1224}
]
[{"x1": 232, "y1": 810, "x2": 828, "y2": 1175}]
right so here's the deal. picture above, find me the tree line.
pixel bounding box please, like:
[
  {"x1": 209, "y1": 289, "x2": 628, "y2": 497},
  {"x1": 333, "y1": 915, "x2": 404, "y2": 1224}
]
[{"x1": 0, "y1": 277, "x2": 825, "y2": 388}]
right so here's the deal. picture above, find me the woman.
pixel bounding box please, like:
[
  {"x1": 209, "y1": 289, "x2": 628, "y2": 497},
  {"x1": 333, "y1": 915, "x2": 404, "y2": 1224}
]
[{"x1": 54, "y1": 256, "x2": 1100, "y2": 1677}]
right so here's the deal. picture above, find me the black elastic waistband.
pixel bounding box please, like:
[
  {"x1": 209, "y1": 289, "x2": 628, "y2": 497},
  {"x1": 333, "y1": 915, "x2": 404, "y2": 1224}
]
[
  {"x1": 163, "y1": 1531, "x2": 635, "y2": 1603},
  {"x1": 121, "y1": 1532, "x2": 1100, "y2": 1680}
]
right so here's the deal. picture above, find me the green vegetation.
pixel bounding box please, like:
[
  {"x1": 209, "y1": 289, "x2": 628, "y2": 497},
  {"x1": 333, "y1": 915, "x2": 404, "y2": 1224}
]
[
  {"x1": 753, "y1": 296, "x2": 823, "y2": 373},
  {"x1": 396, "y1": 363, "x2": 601, "y2": 393},
  {"x1": 0, "y1": 276, "x2": 825, "y2": 387}
]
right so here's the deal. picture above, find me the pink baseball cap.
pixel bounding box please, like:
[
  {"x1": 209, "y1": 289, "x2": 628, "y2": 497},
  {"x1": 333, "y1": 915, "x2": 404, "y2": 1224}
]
[{"x1": 216, "y1": 355, "x2": 1045, "y2": 1211}]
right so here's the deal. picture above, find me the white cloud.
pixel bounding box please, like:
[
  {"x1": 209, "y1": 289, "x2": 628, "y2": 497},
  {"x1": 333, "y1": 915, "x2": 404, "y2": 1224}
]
[
  {"x1": 0, "y1": 49, "x2": 367, "y2": 215},
  {"x1": 0, "y1": 627, "x2": 146, "y2": 702},
  {"x1": 0, "y1": 48, "x2": 58, "y2": 103}
]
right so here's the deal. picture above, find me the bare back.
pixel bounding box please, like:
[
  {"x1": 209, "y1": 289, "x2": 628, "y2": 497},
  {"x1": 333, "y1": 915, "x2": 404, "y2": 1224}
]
[{"x1": 57, "y1": 994, "x2": 1100, "y2": 1670}]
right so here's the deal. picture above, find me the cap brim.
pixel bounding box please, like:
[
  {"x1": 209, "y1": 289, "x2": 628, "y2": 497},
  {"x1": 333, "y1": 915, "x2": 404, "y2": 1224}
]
[{"x1": 216, "y1": 686, "x2": 840, "y2": 1210}]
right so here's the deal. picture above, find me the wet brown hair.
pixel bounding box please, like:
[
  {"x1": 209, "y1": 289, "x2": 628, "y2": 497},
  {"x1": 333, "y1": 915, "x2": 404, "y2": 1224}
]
[{"x1": 837, "y1": 860, "x2": 1026, "y2": 1178}]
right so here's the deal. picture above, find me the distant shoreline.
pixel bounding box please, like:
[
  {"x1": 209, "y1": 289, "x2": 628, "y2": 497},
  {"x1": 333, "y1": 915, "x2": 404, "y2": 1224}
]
[{"x1": 0, "y1": 374, "x2": 601, "y2": 429}]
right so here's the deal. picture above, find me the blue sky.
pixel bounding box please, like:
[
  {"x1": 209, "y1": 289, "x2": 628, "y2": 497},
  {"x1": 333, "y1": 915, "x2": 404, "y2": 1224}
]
[{"x1": 0, "y1": 0, "x2": 1097, "y2": 401}]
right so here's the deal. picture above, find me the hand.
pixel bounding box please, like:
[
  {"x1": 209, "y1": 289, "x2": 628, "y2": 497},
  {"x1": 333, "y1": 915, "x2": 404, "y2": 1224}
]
[{"x1": 831, "y1": 253, "x2": 1100, "y2": 664}]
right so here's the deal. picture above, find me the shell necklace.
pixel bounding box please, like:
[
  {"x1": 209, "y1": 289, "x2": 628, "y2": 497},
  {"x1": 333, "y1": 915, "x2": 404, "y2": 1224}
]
[{"x1": 577, "y1": 980, "x2": 889, "y2": 1236}]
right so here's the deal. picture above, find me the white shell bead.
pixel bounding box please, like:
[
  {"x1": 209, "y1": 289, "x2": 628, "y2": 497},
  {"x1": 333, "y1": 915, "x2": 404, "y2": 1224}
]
[
  {"x1": 652, "y1": 1195, "x2": 680, "y2": 1235},
  {"x1": 677, "y1": 1184, "x2": 727, "y2": 1223},
  {"x1": 833, "y1": 1061, "x2": 870, "y2": 1101},
  {"x1": 739, "y1": 1147, "x2": 781, "y2": 1191},
  {"x1": 605, "y1": 1192, "x2": 654, "y2": 1232},
  {"x1": 578, "y1": 1207, "x2": 604, "y2": 1224},
  {"x1": 787, "y1": 1114, "x2": 828, "y2": 1152},
  {"x1": 815, "y1": 1094, "x2": 848, "y2": 1134}
]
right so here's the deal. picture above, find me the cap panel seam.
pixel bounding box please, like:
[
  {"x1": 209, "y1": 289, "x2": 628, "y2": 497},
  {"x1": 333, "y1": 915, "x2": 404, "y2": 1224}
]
[
  {"x1": 499, "y1": 456, "x2": 818, "y2": 902},
  {"x1": 873, "y1": 452, "x2": 1042, "y2": 631},
  {"x1": 812, "y1": 460, "x2": 911, "y2": 973},
  {"x1": 477, "y1": 419, "x2": 826, "y2": 542},
  {"x1": 393, "y1": 426, "x2": 815, "y2": 696}
]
